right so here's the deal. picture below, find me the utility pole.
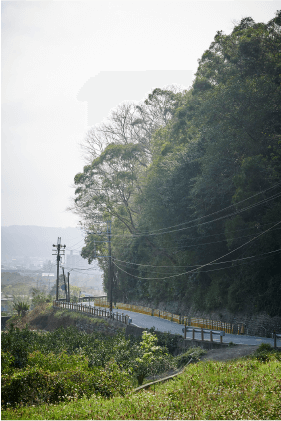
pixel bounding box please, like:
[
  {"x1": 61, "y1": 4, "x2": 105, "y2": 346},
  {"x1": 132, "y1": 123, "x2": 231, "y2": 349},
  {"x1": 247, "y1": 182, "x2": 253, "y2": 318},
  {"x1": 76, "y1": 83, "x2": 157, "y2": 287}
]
[
  {"x1": 107, "y1": 221, "x2": 113, "y2": 313},
  {"x1": 62, "y1": 267, "x2": 68, "y2": 301},
  {"x1": 90, "y1": 220, "x2": 113, "y2": 313},
  {"x1": 67, "y1": 272, "x2": 70, "y2": 302},
  {"x1": 52, "y1": 237, "x2": 66, "y2": 301}
]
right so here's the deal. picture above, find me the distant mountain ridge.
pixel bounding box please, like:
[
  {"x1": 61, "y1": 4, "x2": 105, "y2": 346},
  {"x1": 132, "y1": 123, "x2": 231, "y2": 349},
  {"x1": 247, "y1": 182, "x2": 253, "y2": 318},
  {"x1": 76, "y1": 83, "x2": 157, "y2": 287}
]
[{"x1": 1, "y1": 225, "x2": 85, "y2": 259}]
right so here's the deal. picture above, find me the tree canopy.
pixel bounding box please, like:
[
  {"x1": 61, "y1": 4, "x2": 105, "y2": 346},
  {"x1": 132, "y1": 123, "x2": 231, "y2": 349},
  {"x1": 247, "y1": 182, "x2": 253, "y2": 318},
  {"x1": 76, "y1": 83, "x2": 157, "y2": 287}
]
[{"x1": 72, "y1": 12, "x2": 281, "y2": 316}]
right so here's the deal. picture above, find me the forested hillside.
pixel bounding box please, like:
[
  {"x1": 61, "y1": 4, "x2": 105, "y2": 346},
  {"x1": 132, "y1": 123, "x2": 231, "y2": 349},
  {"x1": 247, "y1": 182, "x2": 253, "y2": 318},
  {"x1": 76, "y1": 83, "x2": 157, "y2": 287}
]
[{"x1": 72, "y1": 13, "x2": 281, "y2": 317}]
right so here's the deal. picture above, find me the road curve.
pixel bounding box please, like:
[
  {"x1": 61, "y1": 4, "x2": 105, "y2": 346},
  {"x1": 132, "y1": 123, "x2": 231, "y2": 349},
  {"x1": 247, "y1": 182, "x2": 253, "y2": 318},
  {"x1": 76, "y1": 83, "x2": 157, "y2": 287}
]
[{"x1": 86, "y1": 302, "x2": 281, "y2": 347}]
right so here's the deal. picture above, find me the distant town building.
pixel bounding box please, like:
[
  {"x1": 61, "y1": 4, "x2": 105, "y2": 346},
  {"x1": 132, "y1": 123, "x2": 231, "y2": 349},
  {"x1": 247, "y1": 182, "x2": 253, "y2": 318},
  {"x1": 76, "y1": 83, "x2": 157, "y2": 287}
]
[{"x1": 66, "y1": 250, "x2": 90, "y2": 271}]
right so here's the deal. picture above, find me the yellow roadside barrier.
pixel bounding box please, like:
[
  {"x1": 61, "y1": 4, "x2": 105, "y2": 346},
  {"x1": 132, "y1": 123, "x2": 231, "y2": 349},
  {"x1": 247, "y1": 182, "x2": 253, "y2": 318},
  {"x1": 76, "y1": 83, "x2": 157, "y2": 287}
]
[{"x1": 93, "y1": 301, "x2": 236, "y2": 334}]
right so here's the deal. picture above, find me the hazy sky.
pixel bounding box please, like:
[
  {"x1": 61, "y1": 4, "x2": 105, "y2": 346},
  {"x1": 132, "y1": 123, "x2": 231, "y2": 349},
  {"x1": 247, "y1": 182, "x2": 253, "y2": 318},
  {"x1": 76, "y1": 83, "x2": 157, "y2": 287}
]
[{"x1": 2, "y1": 1, "x2": 279, "y2": 228}]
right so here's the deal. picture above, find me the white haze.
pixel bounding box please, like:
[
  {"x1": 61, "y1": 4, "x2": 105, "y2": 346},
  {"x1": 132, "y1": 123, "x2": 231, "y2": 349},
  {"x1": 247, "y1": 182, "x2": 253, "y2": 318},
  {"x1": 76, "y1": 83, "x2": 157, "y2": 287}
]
[{"x1": 2, "y1": 0, "x2": 279, "y2": 228}]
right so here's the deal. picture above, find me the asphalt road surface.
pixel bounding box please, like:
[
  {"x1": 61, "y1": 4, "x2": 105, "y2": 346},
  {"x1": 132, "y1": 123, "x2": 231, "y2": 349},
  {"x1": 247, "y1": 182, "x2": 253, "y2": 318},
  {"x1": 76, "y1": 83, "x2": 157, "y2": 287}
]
[{"x1": 85, "y1": 302, "x2": 280, "y2": 347}]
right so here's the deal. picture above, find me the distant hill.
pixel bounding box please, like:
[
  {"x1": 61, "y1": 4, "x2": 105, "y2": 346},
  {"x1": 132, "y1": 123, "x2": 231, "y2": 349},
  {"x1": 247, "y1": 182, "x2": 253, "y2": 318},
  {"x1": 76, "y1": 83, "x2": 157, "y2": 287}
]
[{"x1": 1, "y1": 225, "x2": 85, "y2": 260}]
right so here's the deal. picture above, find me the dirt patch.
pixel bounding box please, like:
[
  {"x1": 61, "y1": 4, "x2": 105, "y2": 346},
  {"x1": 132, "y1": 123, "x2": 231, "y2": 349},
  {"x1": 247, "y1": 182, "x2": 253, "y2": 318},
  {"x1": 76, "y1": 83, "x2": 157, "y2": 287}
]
[
  {"x1": 200, "y1": 345, "x2": 257, "y2": 362},
  {"x1": 5, "y1": 303, "x2": 53, "y2": 331}
]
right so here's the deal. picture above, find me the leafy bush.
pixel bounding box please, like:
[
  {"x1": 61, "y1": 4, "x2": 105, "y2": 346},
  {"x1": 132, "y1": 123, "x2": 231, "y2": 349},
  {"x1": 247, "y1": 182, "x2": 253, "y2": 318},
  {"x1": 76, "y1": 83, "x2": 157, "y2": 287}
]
[
  {"x1": 255, "y1": 342, "x2": 274, "y2": 362},
  {"x1": 1, "y1": 323, "x2": 179, "y2": 408},
  {"x1": 31, "y1": 290, "x2": 52, "y2": 308},
  {"x1": 131, "y1": 331, "x2": 173, "y2": 386},
  {"x1": 1, "y1": 325, "x2": 35, "y2": 369},
  {"x1": 149, "y1": 328, "x2": 182, "y2": 355},
  {"x1": 256, "y1": 343, "x2": 273, "y2": 352},
  {"x1": 1, "y1": 352, "x2": 15, "y2": 375},
  {"x1": 2, "y1": 363, "x2": 132, "y2": 408},
  {"x1": 26, "y1": 350, "x2": 89, "y2": 372}
]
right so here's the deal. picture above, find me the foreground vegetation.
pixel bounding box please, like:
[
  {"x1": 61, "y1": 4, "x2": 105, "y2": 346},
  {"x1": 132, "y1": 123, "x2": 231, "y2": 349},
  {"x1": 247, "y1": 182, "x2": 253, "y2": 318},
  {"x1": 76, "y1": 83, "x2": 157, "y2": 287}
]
[
  {"x1": 2, "y1": 319, "x2": 197, "y2": 410},
  {"x1": 2, "y1": 344, "x2": 281, "y2": 420}
]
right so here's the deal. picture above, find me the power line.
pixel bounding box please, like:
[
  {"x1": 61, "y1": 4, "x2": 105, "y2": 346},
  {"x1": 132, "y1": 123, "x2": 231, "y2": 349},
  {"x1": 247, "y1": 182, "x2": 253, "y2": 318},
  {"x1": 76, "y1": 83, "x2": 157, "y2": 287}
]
[
  {"x1": 108, "y1": 190, "x2": 281, "y2": 239},
  {"x1": 112, "y1": 247, "x2": 281, "y2": 269},
  {"x1": 105, "y1": 221, "x2": 281, "y2": 253},
  {"x1": 132, "y1": 182, "x2": 281, "y2": 235},
  {"x1": 112, "y1": 221, "x2": 281, "y2": 280},
  {"x1": 164, "y1": 226, "x2": 281, "y2": 253},
  {"x1": 109, "y1": 183, "x2": 281, "y2": 238},
  {"x1": 114, "y1": 249, "x2": 281, "y2": 275},
  {"x1": 64, "y1": 266, "x2": 99, "y2": 271},
  {"x1": 195, "y1": 249, "x2": 281, "y2": 273},
  {"x1": 66, "y1": 238, "x2": 85, "y2": 248}
]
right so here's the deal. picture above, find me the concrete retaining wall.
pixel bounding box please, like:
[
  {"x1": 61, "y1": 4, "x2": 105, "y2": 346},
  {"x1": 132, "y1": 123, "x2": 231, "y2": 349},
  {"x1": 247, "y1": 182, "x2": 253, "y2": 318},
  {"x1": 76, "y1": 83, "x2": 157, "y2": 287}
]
[
  {"x1": 125, "y1": 324, "x2": 228, "y2": 352},
  {"x1": 126, "y1": 300, "x2": 281, "y2": 338}
]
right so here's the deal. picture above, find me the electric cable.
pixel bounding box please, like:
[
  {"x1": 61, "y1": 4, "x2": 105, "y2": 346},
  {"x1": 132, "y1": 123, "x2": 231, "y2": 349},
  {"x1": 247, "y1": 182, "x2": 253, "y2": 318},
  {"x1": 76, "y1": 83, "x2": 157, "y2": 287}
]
[
  {"x1": 63, "y1": 265, "x2": 99, "y2": 271},
  {"x1": 111, "y1": 221, "x2": 281, "y2": 280},
  {"x1": 81, "y1": 184, "x2": 281, "y2": 241},
  {"x1": 111, "y1": 247, "x2": 281, "y2": 269},
  {"x1": 109, "y1": 191, "x2": 281, "y2": 238},
  {"x1": 84, "y1": 182, "x2": 281, "y2": 238},
  {"x1": 115, "y1": 249, "x2": 281, "y2": 275},
  {"x1": 133, "y1": 182, "x2": 281, "y2": 235},
  {"x1": 195, "y1": 249, "x2": 281, "y2": 273},
  {"x1": 66, "y1": 238, "x2": 85, "y2": 248},
  {"x1": 95, "y1": 221, "x2": 281, "y2": 254}
]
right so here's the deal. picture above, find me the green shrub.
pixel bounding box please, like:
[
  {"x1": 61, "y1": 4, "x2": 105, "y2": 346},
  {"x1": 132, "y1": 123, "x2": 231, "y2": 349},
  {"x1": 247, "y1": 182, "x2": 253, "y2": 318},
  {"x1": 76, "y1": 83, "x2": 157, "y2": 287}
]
[
  {"x1": 1, "y1": 326, "x2": 31, "y2": 369},
  {"x1": 149, "y1": 327, "x2": 181, "y2": 355},
  {"x1": 256, "y1": 342, "x2": 273, "y2": 352},
  {"x1": 1, "y1": 363, "x2": 132, "y2": 408},
  {"x1": 26, "y1": 350, "x2": 89, "y2": 372},
  {"x1": 1, "y1": 352, "x2": 15, "y2": 375},
  {"x1": 131, "y1": 331, "x2": 174, "y2": 386},
  {"x1": 255, "y1": 342, "x2": 274, "y2": 363}
]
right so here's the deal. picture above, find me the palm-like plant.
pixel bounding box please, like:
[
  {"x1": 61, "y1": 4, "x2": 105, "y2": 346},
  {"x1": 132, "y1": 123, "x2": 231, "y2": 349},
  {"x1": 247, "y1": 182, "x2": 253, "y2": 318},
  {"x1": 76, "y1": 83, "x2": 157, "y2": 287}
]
[{"x1": 13, "y1": 302, "x2": 30, "y2": 316}]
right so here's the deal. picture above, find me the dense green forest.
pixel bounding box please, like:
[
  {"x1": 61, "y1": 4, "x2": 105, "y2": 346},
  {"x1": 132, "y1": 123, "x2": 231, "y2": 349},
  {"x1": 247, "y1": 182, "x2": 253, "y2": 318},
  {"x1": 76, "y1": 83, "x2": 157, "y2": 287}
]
[{"x1": 72, "y1": 12, "x2": 281, "y2": 316}]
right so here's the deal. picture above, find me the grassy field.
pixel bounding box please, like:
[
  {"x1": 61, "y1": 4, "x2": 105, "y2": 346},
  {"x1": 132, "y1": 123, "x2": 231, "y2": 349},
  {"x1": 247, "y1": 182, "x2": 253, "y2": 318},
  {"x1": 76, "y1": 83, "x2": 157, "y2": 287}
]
[{"x1": 2, "y1": 354, "x2": 281, "y2": 420}]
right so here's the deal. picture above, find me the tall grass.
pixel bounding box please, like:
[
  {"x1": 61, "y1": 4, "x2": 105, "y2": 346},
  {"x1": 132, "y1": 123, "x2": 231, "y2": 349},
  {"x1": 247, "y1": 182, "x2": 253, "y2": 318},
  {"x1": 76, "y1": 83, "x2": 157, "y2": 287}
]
[{"x1": 3, "y1": 355, "x2": 281, "y2": 420}]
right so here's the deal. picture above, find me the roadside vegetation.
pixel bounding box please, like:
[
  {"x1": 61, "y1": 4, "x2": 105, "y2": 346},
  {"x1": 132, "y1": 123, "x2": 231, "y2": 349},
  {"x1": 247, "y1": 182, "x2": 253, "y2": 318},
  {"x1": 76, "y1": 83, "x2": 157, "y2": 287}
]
[
  {"x1": 1, "y1": 305, "x2": 280, "y2": 420},
  {"x1": 1, "y1": 321, "x2": 180, "y2": 408},
  {"x1": 2, "y1": 331, "x2": 280, "y2": 420}
]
